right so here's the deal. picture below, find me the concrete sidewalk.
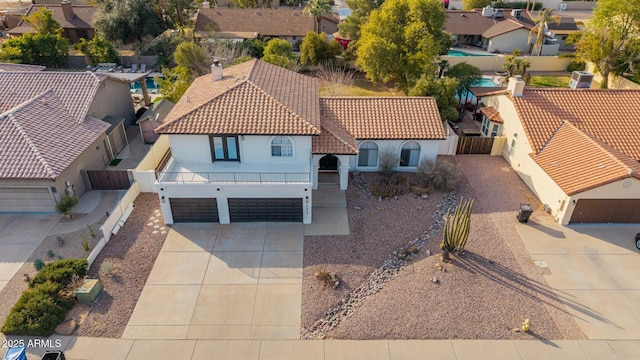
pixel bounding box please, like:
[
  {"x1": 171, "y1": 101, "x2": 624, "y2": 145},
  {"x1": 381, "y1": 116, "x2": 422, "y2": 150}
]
[
  {"x1": 51, "y1": 191, "x2": 123, "y2": 234},
  {"x1": 4, "y1": 336, "x2": 640, "y2": 360}
]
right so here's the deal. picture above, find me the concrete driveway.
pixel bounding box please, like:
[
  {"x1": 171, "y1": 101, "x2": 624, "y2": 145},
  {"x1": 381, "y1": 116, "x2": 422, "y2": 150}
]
[
  {"x1": 518, "y1": 223, "x2": 640, "y2": 339},
  {"x1": 0, "y1": 214, "x2": 59, "y2": 291},
  {"x1": 123, "y1": 222, "x2": 303, "y2": 340}
]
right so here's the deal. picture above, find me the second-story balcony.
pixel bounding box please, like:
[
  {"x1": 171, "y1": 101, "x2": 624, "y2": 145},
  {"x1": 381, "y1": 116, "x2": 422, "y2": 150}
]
[{"x1": 155, "y1": 158, "x2": 311, "y2": 184}]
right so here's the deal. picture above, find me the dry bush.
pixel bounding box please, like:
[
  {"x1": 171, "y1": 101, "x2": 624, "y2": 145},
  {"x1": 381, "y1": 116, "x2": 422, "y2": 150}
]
[
  {"x1": 378, "y1": 146, "x2": 398, "y2": 178},
  {"x1": 416, "y1": 158, "x2": 461, "y2": 191},
  {"x1": 316, "y1": 61, "x2": 355, "y2": 96},
  {"x1": 315, "y1": 268, "x2": 341, "y2": 289},
  {"x1": 370, "y1": 173, "x2": 411, "y2": 198}
]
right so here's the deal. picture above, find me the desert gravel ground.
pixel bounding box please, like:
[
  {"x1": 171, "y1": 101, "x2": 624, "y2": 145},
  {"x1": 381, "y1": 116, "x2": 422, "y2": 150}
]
[
  {"x1": 302, "y1": 157, "x2": 586, "y2": 340},
  {"x1": 76, "y1": 193, "x2": 167, "y2": 338}
]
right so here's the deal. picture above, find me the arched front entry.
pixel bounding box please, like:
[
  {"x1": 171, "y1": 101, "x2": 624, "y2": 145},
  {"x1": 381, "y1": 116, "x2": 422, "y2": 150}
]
[{"x1": 319, "y1": 155, "x2": 339, "y2": 171}]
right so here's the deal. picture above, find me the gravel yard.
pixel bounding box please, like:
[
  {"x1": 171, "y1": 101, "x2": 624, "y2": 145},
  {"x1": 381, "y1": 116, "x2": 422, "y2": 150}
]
[
  {"x1": 302, "y1": 157, "x2": 586, "y2": 340},
  {"x1": 76, "y1": 193, "x2": 167, "y2": 338}
]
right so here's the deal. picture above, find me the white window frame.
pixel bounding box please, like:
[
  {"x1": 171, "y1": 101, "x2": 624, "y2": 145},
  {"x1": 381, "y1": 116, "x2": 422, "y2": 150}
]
[
  {"x1": 270, "y1": 136, "x2": 294, "y2": 158},
  {"x1": 358, "y1": 141, "x2": 379, "y2": 167},
  {"x1": 509, "y1": 134, "x2": 518, "y2": 157},
  {"x1": 491, "y1": 124, "x2": 499, "y2": 137},
  {"x1": 399, "y1": 141, "x2": 421, "y2": 167},
  {"x1": 481, "y1": 118, "x2": 489, "y2": 136}
]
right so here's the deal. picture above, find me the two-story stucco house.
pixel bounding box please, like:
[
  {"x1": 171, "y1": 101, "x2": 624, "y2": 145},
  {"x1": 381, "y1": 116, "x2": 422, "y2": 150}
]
[{"x1": 154, "y1": 59, "x2": 453, "y2": 224}]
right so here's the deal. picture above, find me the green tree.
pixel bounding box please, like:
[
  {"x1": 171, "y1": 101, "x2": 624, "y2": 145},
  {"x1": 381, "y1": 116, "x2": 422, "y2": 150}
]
[
  {"x1": 93, "y1": 0, "x2": 165, "y2": 44},
  {"x1": 24, "y1": 7, "x2": 62, "y2": 36},
  {"x1": 462, "y1": 0, "x2": 490, "y2": 10},
  {"x1": 338, "y1": 0, "x2": 383, "y2": 50},
  {"x1": 408, "y1": 75, "x2": 459, "y2": 122},
  {"x1": 304, "y1": 0, "x2": 332, "y2": 34},
  {"x1": 528, "y1": 8, "x2": 560, "y2": 56},
  {"x1": 230, "y1": 0, "x2": 272, "y2": 8},
  {"x1": 261, "y1": 38, "x2": 297, "y2": 69},
  {"x1": 568, "y1": 0, "x2": 640, "y2": 88},
  {"x1": 174, "y1": 41, "x2": 211, "y2": 77},
  {"x1": 446, "y1": 62, "x2": 482, "y2": 104},
  {"x1": 300, "y1": 32, "x2": 341, "y2": 66},
  {"x1": 0, "y1": 33, "x2": 68, "y2": 67},
  {"x1": 356, "y1": 0, "x2": 451, "y2": 92},
  {"x1": 157, "y1": 65, "x2": 192, "y2": 102},
  {"x1": 74, "y1": 36, "x2": 119, "y2": 65},
  {"x1": 155, "y1": 0, "x2": 196, "y2": 27},
  {"x1": 503, "y1": 49, "x2": 530, "y2": 77}
]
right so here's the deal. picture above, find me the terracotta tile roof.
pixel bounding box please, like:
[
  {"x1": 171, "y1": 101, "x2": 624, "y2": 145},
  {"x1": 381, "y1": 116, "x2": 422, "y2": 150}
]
[
  {"x1": 480, "y1": 106, "x2": 503, "y2": 123},
  {"x1": 156, "y1": 59, "x2": 321, "y2": 135},
  {"x1": 0, "y1": 63, "x2": 46, "y2": 72},
  {"x1": 0, "y1": 71, "x2": 108, "y2": 124},
  {"x1": 512, "y1": 88, "x2": 640, "y2": 161},
  {"x1": 0, "y1": 90, "x2": 110, "y2": 179},
  {"x1": 319, "y1": 97, "x2": 445, "y2": 140},
  {"x1": 194, "y1": 8, "x2": 337, "y2": 38},
  {"x1": 313, "y1": 117, "x2": 358, "y2": 155},
  {"x1": 9, "y1": 4, "x2": 95, "y2": 34},
  {"x1": 531, "y1": 122, "x2": 640, "y2": 195}
]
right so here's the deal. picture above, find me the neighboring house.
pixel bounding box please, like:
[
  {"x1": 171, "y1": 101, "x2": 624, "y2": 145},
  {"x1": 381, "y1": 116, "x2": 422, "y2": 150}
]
[
  {"x1": 480, "y1": 77, "x2": 640, "y2": 224},
  {"x1": 0, "y1": 63, "x2": 46, "y2": 72},
  {"x1": 445, "y1": 7, "x2": 577, "y2": 54},
  {"x1": 194, "y1": 7, "x2": 339, "y2": 48},
  {"x1": 8, "y1": 1, "x2": 95, "y2": 43},
  {"x1": 136, "y1": 99, "x2": 175, "y2": 144},
  {"x1": 0, "y1": 71, "x2": 135, "y2": 212},
  {"x1": 153, "y1": 59, "x2": 450, "y2": 224}
]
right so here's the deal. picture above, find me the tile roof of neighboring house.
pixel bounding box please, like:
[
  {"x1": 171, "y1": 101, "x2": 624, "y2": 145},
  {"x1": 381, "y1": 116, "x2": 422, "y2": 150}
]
[
  {"x1": 0, "y1": 63, "x2": 46, "y2": 72},
  {"x1": 194, "y1": 8, "x2": 337, "y2": 38},
  {"x1": 319, "y1": 97, "x2": 445, "y2": 140},
  {"x1": 9, "y1": 4, "x2": 95, "y2": 34},
  {"x1": 531, "y1": 121, "x2": 640, "y2": 195},
  {"x1": 0, "y1": 90, "x2": 110, "y2": 179},
  {"x1": 445, "y1": 9, "x2": 534, "y2": 36},
  {"x1": 137, "y1": 99, "x2": 175, "y2": 124},
  {"x1": 483, "y1": 18, "x2": 528, "y2": 38},
  {"x1": 312, "y1": 117, "x2": 358, "y2": 155},
  {"x1": 512, "y1": 88, "x2": 640, "y2": 161},
  {"x1": 0, "y1": 71, "x2": 108, "y2": 124},
  {"x1": 156, "y1": 59, "x2": 321, "y2": 135},
  {"x1": 480, "y1": 106, "x2": 503, "y2": 123}
]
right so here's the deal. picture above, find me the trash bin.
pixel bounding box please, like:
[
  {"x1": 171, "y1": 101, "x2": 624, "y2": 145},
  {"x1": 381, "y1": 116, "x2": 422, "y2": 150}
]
[
  {"x1": 40, "y1": 352, "x2": 65, "y2": 360},
  {"x1": 635, "y1": 233, "x2": 640, "y2": 250},
  {"x1": 517, "y1": 203, "x2": 533, "y2": 223}
]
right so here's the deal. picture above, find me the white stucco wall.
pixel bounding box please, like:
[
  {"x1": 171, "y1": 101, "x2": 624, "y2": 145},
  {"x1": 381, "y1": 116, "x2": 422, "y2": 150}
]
[
  {"x1": 487, "y1": 29, "x2": 531, "y2": 54},
  {"x1": 169, "y1": 135, "x2": 212, "y2": 163},
  {"x1": 87, "y1": 79, "x2": 136, "y2": 125},
  {"x1": 349, "y1": 139, "x2": 441, "y2": 172},
  {"x1": 561, "y1": 178, "x2": 640, "y2": 225}
]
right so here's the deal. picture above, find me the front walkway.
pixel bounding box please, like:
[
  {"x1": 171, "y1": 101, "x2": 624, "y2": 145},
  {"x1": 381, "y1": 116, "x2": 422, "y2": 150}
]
[{"x1": 122, "y1": 222, "x2": 303, "y2": 340}]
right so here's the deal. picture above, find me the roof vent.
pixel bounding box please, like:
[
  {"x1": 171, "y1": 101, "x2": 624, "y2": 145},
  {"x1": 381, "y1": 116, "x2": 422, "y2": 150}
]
[
  {"x1": 511, "y1": 9, "x2": 522, "y2": 18},
  {"x1": 211, "y1": 59, "x2": 223, "y2": 81},
  {"x1": 40, "y1": 99, "x2": 48, "y2": 105}
]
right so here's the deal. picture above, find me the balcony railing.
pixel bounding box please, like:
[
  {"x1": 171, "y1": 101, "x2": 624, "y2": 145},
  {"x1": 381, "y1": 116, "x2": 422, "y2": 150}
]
[{"x1": 156, "y1": 171, "x2": 310, "y2": 184}]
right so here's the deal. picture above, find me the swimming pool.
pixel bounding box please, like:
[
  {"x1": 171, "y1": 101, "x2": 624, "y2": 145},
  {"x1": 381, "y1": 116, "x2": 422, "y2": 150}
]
[
  {"x1": 130, "y1": 78, "x2": 161, "y2": 94},
  {"x1": 447, "y1": 49, "x2": 493, "y2": 57}
]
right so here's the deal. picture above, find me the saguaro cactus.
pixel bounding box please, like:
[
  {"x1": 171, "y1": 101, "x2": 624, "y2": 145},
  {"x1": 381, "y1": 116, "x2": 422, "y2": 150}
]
[{"x1": 442, "y1": 198, "x2": 474, "y2": 254}]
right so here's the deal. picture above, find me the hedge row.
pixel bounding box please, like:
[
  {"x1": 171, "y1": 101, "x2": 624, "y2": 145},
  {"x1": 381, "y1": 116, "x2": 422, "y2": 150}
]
[{"x1": 1, "y1": 258, "x2": 87, "y2": 336}]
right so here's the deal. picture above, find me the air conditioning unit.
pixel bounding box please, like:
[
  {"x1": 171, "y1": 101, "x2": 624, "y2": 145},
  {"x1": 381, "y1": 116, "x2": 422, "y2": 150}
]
[
  {"x1": 511, "y1": 9, "x2": 522, "y2": 18},
  {"x1": 494, "y1": 8, "x2": 504, "y2": 18},
  {"x1": 482, "y1": 5, "x2": 493, "y2": 17},
  {"x1": 569, "y1": 71, "x2": 594, "y2": 89}
]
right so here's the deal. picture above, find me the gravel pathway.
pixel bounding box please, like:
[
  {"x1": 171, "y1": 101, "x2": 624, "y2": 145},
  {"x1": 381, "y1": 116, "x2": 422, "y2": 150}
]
[
  {"x1": 76, "y1": 193, "x2": 167, "y2": 338},
  {"x1": 302, "y1": 158, "x2": 586, "y2": 340}
]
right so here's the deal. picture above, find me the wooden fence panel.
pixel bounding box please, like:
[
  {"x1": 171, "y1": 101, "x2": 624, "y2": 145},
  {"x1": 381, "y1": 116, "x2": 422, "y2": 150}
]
[{"x1": 456, "y1": 137, "x2": 494, "y2": 154}]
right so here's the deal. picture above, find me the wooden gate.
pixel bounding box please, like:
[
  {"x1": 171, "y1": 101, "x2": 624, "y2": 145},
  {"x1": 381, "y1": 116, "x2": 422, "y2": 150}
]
[
  {"x1": 456, "y1": 137, "x2": 494, "y2": 154},
  {"x1": 87, "y1": 170, "x2": 131, "y2": 190}
]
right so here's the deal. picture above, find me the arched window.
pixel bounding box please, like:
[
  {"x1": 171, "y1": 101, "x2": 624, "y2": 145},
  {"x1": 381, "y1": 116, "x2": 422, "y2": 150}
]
[
  {"x1": 358, "y1": 141, "x2": 378, "y2": 167},
  {"x1": 271, "y1": 136, "x2": 293, "y2": 157},
  {"x1": 399, "y1": 141, "x2": 420, "y2": 167}
]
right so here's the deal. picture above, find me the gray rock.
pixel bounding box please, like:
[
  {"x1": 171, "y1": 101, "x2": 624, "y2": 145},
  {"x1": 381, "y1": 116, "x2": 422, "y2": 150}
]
[{"x1": 354, "y1": 206, "x2": 362, "y2": 210}]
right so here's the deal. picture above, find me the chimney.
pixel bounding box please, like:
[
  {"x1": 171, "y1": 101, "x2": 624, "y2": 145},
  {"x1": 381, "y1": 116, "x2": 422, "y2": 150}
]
[
  {"x1": 211, "y1": 60, "x2": 223, "y2": 81},
  {"x1": 508, "y1": 75, "x2": 525, "y2": 97},
  {"x1": 61, "y1": 0, "x2": 74, "y2": 21},
  {"x1": 202, "y1": 1, "x2": 210, "y2": 8}
]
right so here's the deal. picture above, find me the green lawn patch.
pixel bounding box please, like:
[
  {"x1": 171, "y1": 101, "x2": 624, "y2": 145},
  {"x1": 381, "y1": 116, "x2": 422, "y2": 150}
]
[{"x1": 529, "y1": 76, "x2": 571, "y2": 88}]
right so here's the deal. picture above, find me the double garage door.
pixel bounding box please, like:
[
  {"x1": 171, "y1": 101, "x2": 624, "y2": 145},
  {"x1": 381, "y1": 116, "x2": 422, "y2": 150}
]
[
  {"x1": 0, "y1": 187, "x2": 55, "y2": 212},
  {"x1": 570, "y1": 199, "x2": 640, "y2": 224},
  {"x1": 170, "y1": 198, "x2": 302, "y2": 223}
]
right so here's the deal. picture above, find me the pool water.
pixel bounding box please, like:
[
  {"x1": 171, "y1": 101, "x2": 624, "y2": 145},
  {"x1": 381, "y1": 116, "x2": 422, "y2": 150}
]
[
  {"x1": 130, "y1": 78, "x2": 161, "y2": 94},
  {"x1": 447, "y1": 49, "x2": 493, "y2": 57}
]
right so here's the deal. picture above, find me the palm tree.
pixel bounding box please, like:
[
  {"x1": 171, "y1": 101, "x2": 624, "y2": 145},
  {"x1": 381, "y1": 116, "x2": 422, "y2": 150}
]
[
  {"x1": 528, "y1": 8, "x2": 561, "y2": 56},
  {"x1": 304, "y1": 0, "x2": 332, "y2": 34}
]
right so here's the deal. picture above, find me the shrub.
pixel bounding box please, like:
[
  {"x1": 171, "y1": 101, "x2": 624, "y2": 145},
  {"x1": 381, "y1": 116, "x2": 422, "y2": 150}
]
[
  {"x1": 30, "y1": 258, "x2": 88, "y2": 288},
  {"x1": 416, "y1": 158, "x2": 461, "y2": 191},
  {"x1": 378, "y1": 146, "x2": 398, "y2": 178},
  {"x1": 370, "y1": 173, "x2": 411, "y2": 198},
  {"x1": 567, "y1": 59, "x2": 586, "y2": 72},
  {"x1": 55, "y1": 195, "x2": 78, "y2": 217},
  {"x1": 33, "y1": 258, "x2": 45, "y2": 271},
  {"x1": 1, "y1": 282, "x2": 74, "y2": 336}
]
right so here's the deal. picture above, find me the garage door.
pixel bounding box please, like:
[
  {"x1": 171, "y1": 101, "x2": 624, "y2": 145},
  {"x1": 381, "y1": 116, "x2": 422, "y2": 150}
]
[
  {"x1": 170, "y1": 198, "x2": 219, "y2": 223},
  {"x1": 228, "y1": 198, "x2": 303, "y2": 222},
  {"x1": 0, "y1": 187, "x2": 55, "y2": 212},
  {"x1": 570, "y1": 199, "x2": 640, "y2": 224}
]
